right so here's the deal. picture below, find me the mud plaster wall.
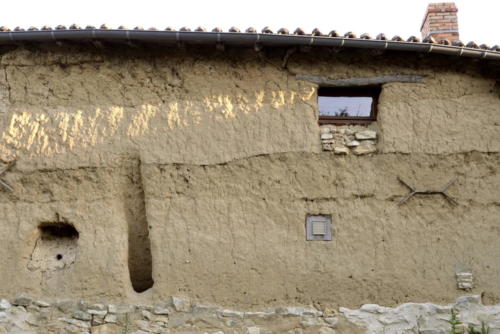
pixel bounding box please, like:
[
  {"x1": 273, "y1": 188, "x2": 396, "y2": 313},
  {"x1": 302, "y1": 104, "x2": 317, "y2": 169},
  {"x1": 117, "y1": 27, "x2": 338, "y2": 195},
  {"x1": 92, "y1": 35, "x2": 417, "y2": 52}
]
[{"x1": 0, "y1": 45, "x2": 498, "y2": 309}]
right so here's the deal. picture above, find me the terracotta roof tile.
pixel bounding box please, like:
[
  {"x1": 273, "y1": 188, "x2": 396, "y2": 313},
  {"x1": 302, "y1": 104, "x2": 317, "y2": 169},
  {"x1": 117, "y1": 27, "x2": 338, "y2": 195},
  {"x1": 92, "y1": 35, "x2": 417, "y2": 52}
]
[
  {"x1": 311, "y1": 28, "x2": 323, "y2": 36},
  {"x1": 277, "y1": 28, "x2": 289, "y2": 35},
  {"x1": 294, "y1": 28, "x2": 305, "y2": 35},
  {"x1": 328, "y1": 30, "x2": 340, "y2": 38}
]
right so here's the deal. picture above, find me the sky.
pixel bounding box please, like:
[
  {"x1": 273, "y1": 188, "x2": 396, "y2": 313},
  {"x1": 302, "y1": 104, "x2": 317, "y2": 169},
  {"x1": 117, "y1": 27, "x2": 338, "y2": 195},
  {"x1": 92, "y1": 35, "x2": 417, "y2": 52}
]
[{"x1": 0, "y1": 0, "x2": 498, "y2": 46}]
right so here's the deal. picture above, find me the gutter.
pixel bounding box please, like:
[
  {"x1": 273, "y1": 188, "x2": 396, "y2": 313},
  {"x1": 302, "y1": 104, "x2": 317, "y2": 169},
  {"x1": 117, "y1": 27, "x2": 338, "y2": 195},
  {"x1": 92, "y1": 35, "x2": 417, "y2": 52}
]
[{"x1": 0, "y1": 30, "x2": 499, "y2": 61}]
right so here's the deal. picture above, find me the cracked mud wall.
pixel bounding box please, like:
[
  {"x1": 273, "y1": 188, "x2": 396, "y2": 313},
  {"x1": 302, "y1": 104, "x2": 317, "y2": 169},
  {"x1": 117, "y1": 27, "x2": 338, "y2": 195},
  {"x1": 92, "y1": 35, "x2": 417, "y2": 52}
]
[{"x1": 0, "y1": 45, "x2": 498, "y2": 309}]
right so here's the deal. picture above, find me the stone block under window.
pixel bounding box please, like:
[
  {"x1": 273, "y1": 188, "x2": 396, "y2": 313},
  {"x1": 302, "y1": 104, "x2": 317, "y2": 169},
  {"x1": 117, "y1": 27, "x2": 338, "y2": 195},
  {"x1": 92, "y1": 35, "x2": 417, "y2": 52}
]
[{"x1": 318, "y1": 87, "x2": 380, "y2": 125}]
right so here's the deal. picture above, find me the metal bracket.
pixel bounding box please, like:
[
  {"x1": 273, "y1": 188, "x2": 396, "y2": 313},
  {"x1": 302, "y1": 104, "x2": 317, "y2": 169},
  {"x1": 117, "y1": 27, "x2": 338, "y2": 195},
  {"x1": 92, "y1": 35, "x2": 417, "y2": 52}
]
[{"x1": 397, "y1": 177, "x2": 458, "y2": 206}]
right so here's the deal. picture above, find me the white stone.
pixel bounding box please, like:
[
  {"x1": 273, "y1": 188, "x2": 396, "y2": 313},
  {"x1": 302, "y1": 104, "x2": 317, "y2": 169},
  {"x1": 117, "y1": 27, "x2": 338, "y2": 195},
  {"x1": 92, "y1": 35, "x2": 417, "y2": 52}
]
[
  {"x1": 322, "y1": 143, "x2": 334, "y2": 151},
  {"x1": 458, "y1": 281, "x2": 473, "y2": 289},
  {"x1": 88, "y1": 309, "x2": 107, "y2": 316},
  {"x1": 455, "y1": 295, "x2": 481, "y2": 306},
  {"x1": 287, "y1": 329, "x2": 304, "y2": 334},
  {"x1": 59, "y1": 317, "x2": 91, "y2": 328},
  {"x1": 345, "y1": 128, "x2": 356, "y2": 135},
  {"x1": 88, "y1": 303, "x2": 106, "y2": 311},
  {"x1": 319, "y1": 327, "x2": 336, "y2": 334},
  {"x1": 0, "y1": 300, "x2": 10, "y2": 311},
  {"x1": 339, "y1": 295, "x2": 500, "y2": 334},
  {"x1": 360, "y1": 304, "x2": 385, "y2": 314},
  {"x1": 171, "y1": 296, "x2": 191, "y2": 312},
  {"x1": 246, "y1": 327, "x2": 260, "y2": 334},
  {"x1": 33, "y1": 300, "x2": 50, "y2": 308},
  {"x1": 301, "y1": 317, "x2": 320, "y2": 326},
  {"x1": 456, "y1": 272, "x2": 474, "y2": 290},
  {"x1": 154, "y1": 315, "x2": 169, "y2": 324},
  {"x1": 104, "y1": 314, "x2": 117, "y2": 323},
  {"x1": 12, "y1": 296, "x2": 32, "y2": 307},
  {"x1": 108, "y1": 304, "x2": 134, "y2": 314},
  {"x1": 355, "y1": 130, "x2": 377, "y2": 140},
  {"x1": 72, "y1": 311, "x2": 92, "y2": 321},
  {"x1": 324, "y1": 316, "x2": 338, "y2": 327},
  {"x1": 352, "y1": 144, "x2": 377, "y2": 155},
  {"x1": 321, "y1": 133, "x2": 334, "y2": 140},
  {"x1": 153, "y1": 305, "x2": 169, "y2": 315},
  {"x1": 220, "y1": 309, "x2": 244, "y2": 317},
  {"x1": 141, "y1": 309, "x2": 154, "y2": 320},
  {"x1": 320, "y1": 126, "x2": 332, "y2": 134},
  {"x1": 135, "y1": 319, "x2": 152, "y2": 332},
  {"x1": 92, "y1": 314, "x2": 105, "y2": 326},
  {"x1": 346, "y1": 140, "x2": 360, "y2": 147},
  {"x1": 244, "y1": 310, "x2": 275, "y2": 317},
  {"x1": 334, "y1": 145, "x2": 349, "y2": 155},
  {"x1": 277, "y1": 306, "x2": 322, "y2": 316}
]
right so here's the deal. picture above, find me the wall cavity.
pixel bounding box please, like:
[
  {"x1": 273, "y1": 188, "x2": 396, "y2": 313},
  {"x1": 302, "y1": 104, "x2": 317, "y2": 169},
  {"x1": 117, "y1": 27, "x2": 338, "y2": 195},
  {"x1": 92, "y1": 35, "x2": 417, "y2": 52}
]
[
  {"x1": 28, "y1": 220, "x2": 79, "y2": 272},
  {"x1": 124, "y1": 157, "x2": 154, "y2": 293}
]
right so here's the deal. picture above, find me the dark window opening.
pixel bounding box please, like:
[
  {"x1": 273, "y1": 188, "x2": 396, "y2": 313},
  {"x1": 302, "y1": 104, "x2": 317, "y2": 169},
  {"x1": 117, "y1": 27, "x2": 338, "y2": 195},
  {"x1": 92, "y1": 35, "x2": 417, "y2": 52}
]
[{"x1": 318, "y1": 86, "x2": 381, "y2": 125}]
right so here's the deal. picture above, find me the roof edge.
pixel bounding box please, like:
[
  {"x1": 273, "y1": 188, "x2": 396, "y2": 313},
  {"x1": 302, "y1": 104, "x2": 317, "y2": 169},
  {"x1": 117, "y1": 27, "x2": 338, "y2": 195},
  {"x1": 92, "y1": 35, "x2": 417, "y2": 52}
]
[{"x1": 0, "y1": 30, "x2": 498, "y2": 62}]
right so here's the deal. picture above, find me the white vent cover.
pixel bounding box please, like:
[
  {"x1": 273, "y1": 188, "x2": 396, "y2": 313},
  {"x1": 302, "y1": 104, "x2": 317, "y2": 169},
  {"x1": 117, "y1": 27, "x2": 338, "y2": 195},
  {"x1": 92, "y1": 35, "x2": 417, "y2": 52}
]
[{"x1": 306, "y1": 215, "x2": 332, "y2": 241}]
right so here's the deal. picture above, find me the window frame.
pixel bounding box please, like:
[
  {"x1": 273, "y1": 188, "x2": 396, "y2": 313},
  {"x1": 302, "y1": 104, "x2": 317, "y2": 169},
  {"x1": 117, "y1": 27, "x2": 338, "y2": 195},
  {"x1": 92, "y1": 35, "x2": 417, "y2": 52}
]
[{"x1": 317, "y1": 86, "x2": 381, "y2": 125}]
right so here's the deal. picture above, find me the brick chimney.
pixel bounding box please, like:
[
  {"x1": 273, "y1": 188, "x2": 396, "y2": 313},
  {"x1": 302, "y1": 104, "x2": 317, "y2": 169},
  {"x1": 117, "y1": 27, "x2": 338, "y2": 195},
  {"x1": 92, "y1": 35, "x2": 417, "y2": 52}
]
[{"x1": 420, "y1": 2, "x2": 459, "y2": 42}]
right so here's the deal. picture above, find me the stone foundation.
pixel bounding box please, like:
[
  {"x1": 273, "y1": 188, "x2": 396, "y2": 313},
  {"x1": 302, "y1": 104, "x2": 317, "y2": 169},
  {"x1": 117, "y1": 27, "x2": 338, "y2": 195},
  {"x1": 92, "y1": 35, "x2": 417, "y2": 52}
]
[{"x1": 1, "y1": 295, "x2": 500, "y2": 334}]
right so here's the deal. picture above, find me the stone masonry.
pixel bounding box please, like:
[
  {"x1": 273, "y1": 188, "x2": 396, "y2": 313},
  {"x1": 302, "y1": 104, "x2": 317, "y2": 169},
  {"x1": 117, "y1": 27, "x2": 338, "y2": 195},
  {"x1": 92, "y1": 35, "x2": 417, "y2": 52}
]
[
  {"x1": 2, "y1": 295, "x2": 500, "y2": 334},
  {"x1": 320, "y1": 126, "x2": 377, "y2": 155}
]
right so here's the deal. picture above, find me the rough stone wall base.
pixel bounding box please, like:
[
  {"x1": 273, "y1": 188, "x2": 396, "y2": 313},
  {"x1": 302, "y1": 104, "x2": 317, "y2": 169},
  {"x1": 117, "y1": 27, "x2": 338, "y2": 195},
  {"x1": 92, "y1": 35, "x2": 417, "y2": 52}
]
[{"x1": 1, "y1": 295, "x2": 500, "y2": 333}]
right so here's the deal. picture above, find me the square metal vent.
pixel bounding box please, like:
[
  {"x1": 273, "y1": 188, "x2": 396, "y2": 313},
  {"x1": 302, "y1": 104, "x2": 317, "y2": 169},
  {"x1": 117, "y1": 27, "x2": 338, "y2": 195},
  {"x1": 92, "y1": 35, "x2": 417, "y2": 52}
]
[{"x1": 306, "y1": 215, "x2": 332, "y2": 241}]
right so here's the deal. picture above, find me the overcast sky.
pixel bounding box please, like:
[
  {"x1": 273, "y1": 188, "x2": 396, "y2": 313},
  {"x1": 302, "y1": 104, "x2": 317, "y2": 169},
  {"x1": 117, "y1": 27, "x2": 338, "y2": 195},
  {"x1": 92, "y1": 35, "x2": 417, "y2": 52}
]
[{"x1": 0, "y1": 0, "x2": 498, "y2": 46}]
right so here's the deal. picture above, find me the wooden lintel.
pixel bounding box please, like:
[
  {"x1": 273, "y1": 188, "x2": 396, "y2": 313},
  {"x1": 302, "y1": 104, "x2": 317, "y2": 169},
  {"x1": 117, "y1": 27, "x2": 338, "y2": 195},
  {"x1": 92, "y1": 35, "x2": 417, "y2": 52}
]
[{"x1": 296, "y1": 74, "x2": 424, "y2": 87}]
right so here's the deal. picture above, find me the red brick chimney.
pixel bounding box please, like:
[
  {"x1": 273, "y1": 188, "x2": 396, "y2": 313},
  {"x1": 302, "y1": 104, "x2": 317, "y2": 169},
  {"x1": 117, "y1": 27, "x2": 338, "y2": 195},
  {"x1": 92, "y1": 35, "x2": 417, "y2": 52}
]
[{"x1": 420, "y1": 2, "x2": 459, "y2": 42}]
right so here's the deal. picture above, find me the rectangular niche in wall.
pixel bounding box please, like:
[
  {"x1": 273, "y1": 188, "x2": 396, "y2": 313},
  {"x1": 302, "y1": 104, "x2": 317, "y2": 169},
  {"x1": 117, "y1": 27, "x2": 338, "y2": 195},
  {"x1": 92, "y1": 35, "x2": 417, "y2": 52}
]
[
  {"x1": 28, "y1": 222, "x2": 79, "y2": 272},
  {"x1": 306, "y1": 215, "x2": 332, "y2": 241}
]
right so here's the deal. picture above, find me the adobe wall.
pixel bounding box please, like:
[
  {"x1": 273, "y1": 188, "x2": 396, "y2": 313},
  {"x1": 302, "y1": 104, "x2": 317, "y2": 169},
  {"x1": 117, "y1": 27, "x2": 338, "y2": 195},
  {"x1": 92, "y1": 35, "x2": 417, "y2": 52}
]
[{"x1": 0, "y1": 44, "x2": 498, "y2": 321}]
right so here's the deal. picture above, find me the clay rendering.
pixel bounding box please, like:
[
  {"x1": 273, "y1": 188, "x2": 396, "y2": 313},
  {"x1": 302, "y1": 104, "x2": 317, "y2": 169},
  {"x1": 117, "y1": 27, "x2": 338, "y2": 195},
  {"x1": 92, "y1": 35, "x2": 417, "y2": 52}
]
[{"x1": 0, "y1": 2, "x2": 499, "y2": 333}]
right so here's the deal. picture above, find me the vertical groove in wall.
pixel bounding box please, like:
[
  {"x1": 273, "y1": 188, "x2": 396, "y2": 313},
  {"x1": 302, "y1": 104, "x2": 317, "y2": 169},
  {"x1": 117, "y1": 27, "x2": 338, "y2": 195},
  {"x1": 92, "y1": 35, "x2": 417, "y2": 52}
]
[{"x1": 124, "y1": 157, "x2": 154, "y2": 293}]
